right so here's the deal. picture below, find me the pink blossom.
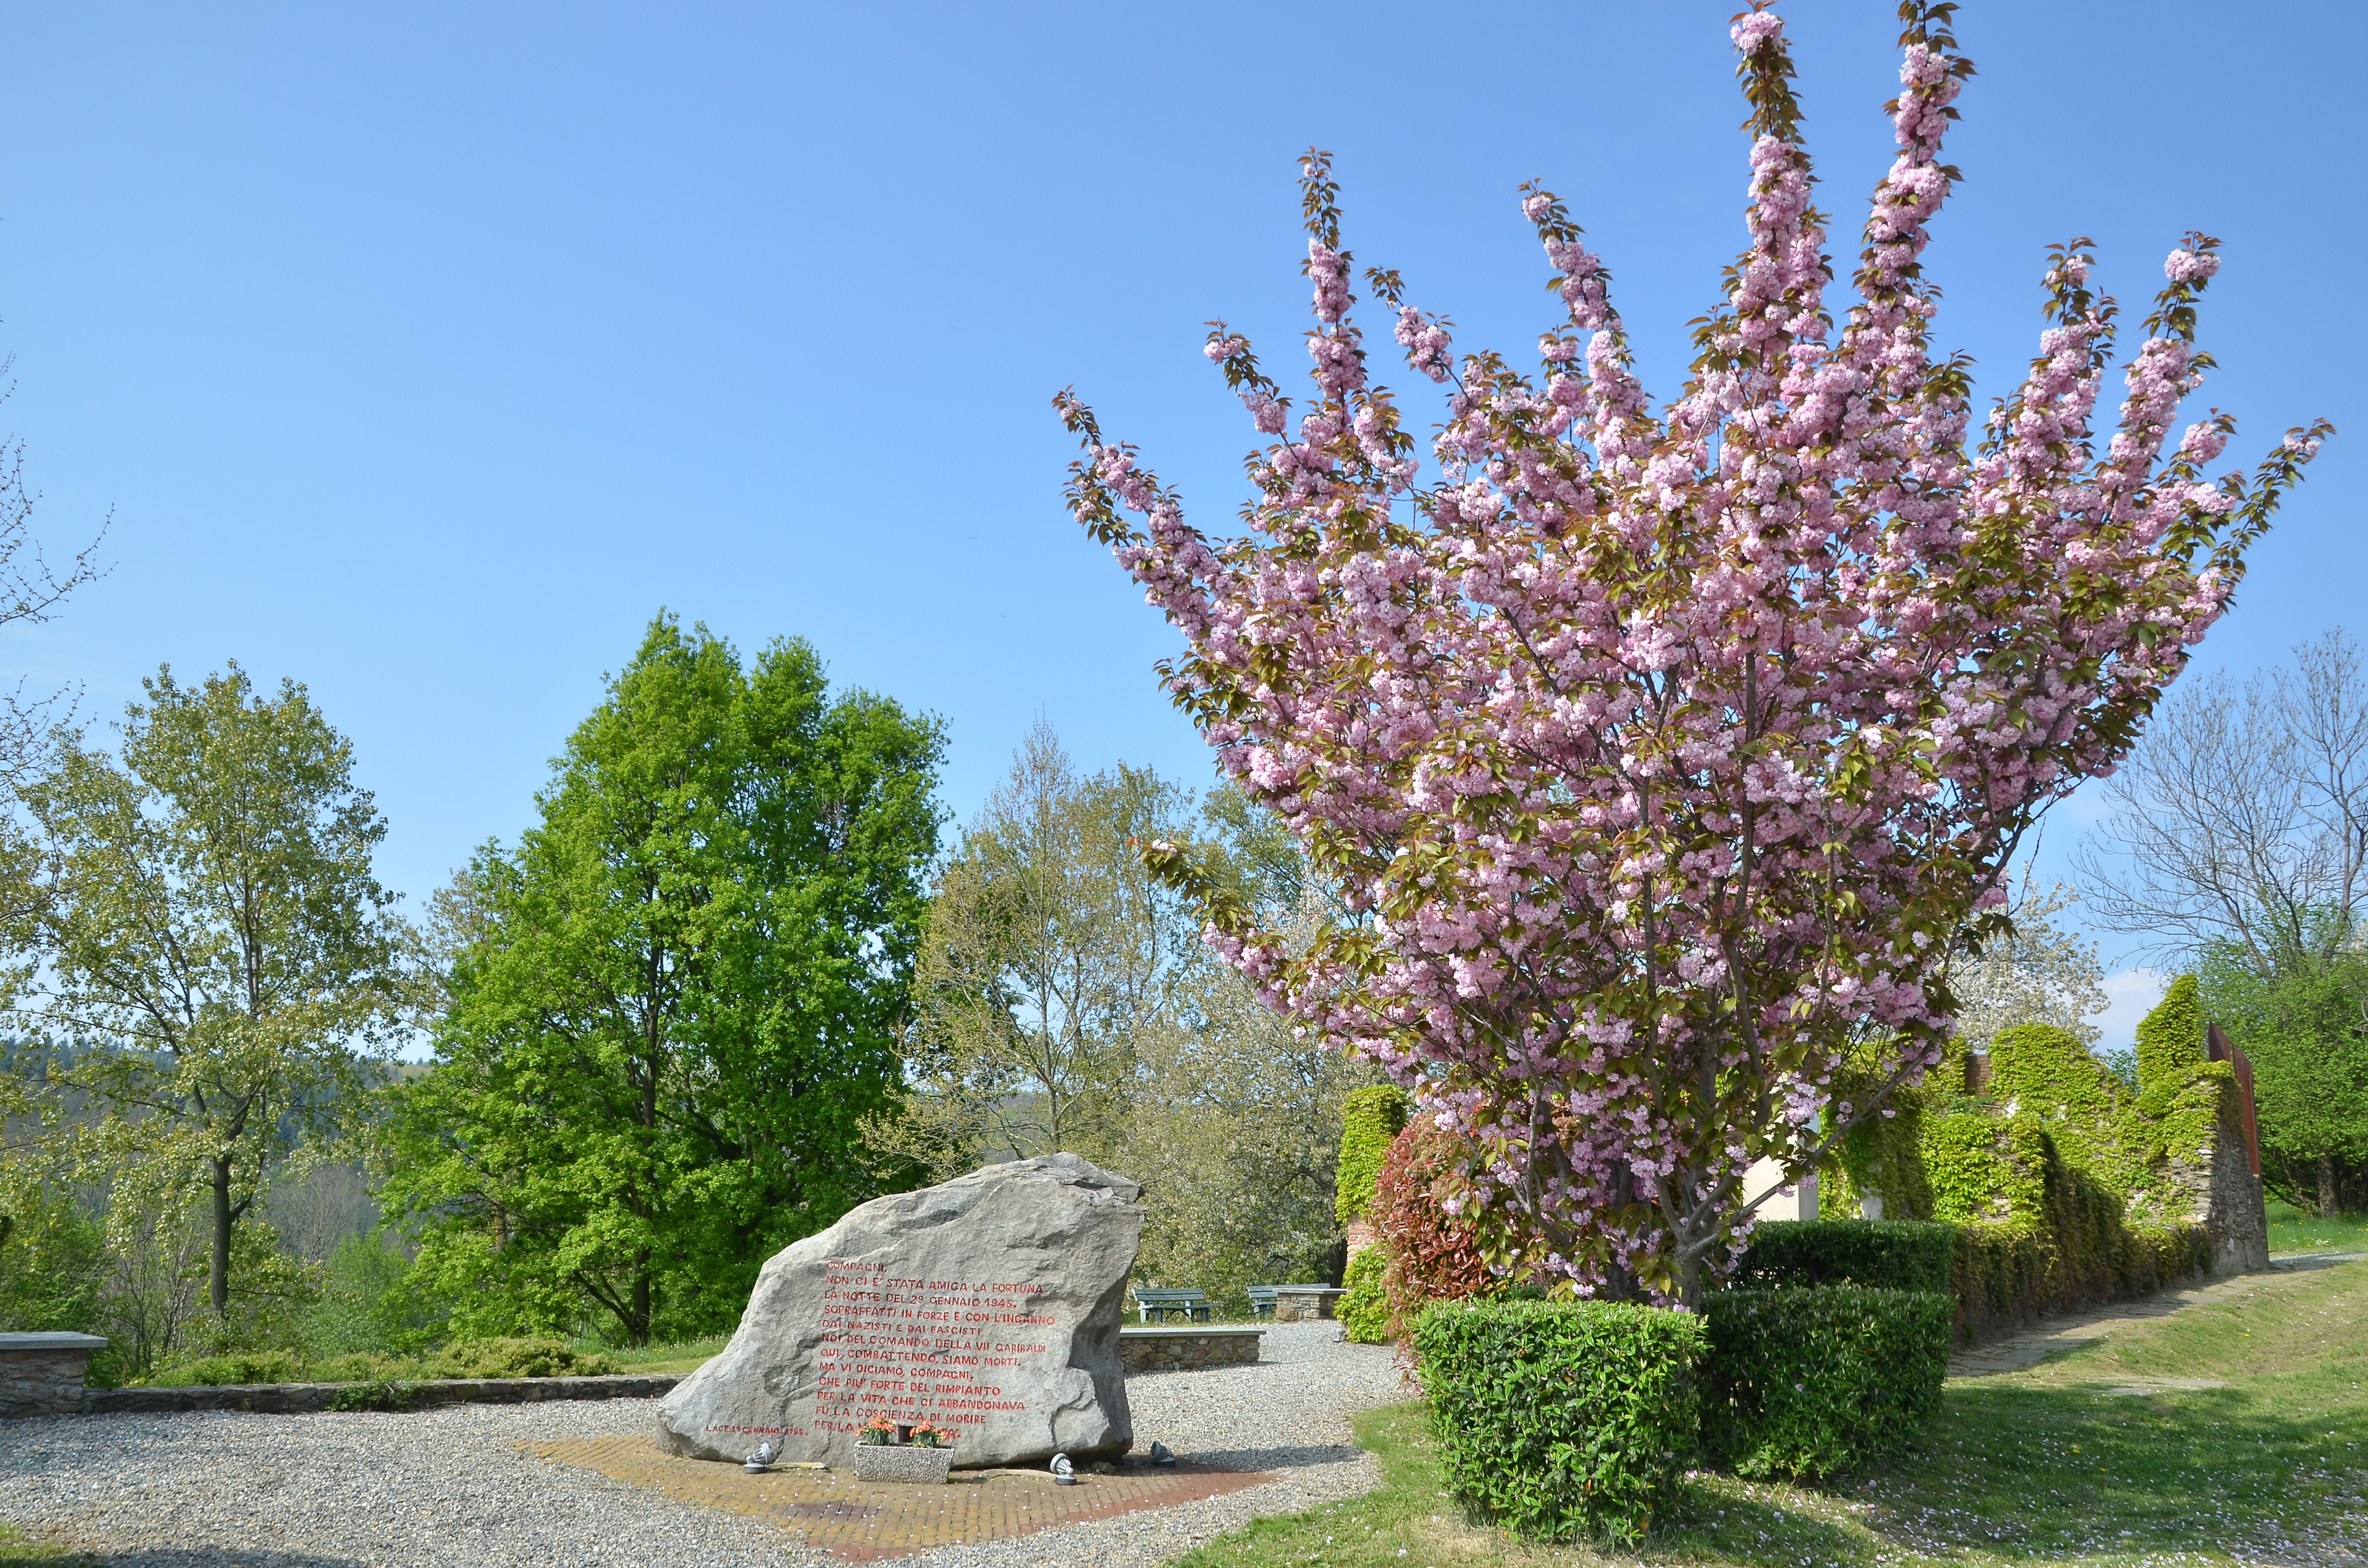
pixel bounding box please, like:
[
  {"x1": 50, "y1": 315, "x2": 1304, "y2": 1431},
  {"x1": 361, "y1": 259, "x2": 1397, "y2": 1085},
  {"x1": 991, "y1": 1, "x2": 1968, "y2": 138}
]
[{"x1": 1052, "y1": 0, "x2": 2330, "y2": 1304}]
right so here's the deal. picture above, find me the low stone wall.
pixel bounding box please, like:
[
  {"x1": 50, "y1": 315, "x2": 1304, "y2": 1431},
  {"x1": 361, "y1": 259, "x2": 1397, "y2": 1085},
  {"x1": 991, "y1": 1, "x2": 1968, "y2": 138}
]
[
  {"x1": 1271, "y1": 1287, "x2": 1345, "y2": 1322},
  {"x1": 45, "y1": 1373, "x2": 683, "y2": 1418},
  {"x1": 1118, "y1": 1327, "x2": 1261, "y2": 1374},
  {"x1": 1, "y1": 1335, "x2": 109, "y2": 1421}
]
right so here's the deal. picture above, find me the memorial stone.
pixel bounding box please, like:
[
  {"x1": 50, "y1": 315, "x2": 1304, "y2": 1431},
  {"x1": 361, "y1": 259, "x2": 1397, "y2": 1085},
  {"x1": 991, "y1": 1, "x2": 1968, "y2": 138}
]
[{"x1": 656, "y1": 1153, "x2": 1143, "y2": 1468}]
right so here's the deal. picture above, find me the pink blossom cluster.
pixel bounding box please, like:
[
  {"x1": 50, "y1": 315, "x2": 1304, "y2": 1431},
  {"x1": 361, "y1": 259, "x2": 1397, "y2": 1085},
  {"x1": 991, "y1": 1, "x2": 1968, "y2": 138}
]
[{"x1": 1055, "y1": 2, "x2": 2329, "y2": 1302}]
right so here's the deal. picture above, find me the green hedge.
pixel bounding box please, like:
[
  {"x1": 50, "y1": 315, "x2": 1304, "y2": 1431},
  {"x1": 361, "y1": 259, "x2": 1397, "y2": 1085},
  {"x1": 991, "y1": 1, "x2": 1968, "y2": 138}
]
[
  {"x1": 1702, "y1": 1286, "x2": 1951, "y2": 1481},
  {"x1": 1732, "y1": 1219, "x2": 1954, "y2": 1295},
  {"x1": 1943, "y1": 1121, "x2": 2211, "y2": 1340},
  {"x1": 150, "y1": 1335, "x2": 620, "y2": 1387},
  {"x1": 1413, "y1": 1298, "x2": 1704, "y2": 1545},
  {"x1": 1952, "y1": 1211, "x2": 2210, "y2": 1341},
  {"x1": 1737, "y1": 1197, "x2": 2211, "y2": 1346}
]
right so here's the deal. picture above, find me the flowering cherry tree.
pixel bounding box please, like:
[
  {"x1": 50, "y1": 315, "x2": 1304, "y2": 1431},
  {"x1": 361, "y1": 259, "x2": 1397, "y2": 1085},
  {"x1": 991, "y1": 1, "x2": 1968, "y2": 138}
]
[{"x1": 1054, "y1": 0, "x2": 2330, "y2": 1302}]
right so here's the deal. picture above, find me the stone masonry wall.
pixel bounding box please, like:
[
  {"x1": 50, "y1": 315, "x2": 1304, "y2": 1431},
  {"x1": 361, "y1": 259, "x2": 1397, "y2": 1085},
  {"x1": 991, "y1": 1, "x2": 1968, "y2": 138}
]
[
  {"x1": 2202, "y1": 1089, "x2": 2270, "y2": 1274},
  {"x1": 0, "y1": 1348, "x2": 92, "y2": 1421},
  {"x1": 1118, "y1": 1331, "x2": 1261, "y2": 1374}
]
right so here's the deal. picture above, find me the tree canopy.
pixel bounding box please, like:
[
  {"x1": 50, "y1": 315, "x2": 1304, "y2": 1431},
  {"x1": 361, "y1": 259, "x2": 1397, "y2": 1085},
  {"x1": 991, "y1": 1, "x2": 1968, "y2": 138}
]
[
  {"x1": 24, "y1": 664, "x2": 412, "y2": 1322},
  {"x1": 1056, "y1": 1, "x2": 2326, "y2": 1299},
  {"x1": 387, "y1": 616, "x2": 945, "y2": 1344}
]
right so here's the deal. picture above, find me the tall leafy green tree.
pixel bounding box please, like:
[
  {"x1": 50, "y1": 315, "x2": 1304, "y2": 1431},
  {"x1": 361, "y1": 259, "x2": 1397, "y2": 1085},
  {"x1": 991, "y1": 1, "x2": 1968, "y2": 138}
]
[
  {"x1": 880, "y1": 720, "x2": 1195, "y2": 1176},
  {"x1": 24, "y1": 665, "x2": 413, "y2": 1319},
  {"x1": 883, "y1": 735, "x2": 1372, "y2": 1297},
  {"x1": 390, "y1": 616, "x2": 944, "y2": 1344},
  {"x1": 2198, "y1": 930, "x2": 2368, "y2": 1215}
]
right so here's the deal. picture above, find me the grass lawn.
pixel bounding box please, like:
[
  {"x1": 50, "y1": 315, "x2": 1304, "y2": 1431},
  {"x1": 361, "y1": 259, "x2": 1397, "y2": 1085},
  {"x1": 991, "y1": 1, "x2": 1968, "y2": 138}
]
[
  {"x1": 597, "y1": 1335, "x2": 728, "y2": 1375},
  {"x1": 1179, "y1": 1259, "x2": 2368, "y2": 1567},
  {"x1": 0, "y1": 1523, "x2": 86, "y2": 1566},
  {"x1": 2269, "y1": 1210, "x2": 2368, "y2": 1258}
]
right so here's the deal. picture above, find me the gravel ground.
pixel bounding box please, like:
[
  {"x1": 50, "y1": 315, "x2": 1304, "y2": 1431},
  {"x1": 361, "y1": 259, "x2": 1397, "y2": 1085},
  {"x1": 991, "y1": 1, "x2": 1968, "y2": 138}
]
[{"x1": 0, "y1": 1322, "x2": 1415, "y2": 1567}]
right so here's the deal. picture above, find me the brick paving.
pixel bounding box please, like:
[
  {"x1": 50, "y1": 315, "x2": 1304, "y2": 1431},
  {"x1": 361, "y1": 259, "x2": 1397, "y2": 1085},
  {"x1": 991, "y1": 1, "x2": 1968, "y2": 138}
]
[{"x1": 527, "y1": 1436, "x2": 1272, "y2": 1562}]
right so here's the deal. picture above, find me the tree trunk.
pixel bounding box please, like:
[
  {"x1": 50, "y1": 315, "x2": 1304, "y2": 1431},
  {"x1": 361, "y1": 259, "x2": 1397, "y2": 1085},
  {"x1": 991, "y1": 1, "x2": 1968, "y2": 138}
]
[
  {"x1": 631, "y1": 1259, "x2": 652, "y2": 1346},
  {"x1": 210, "y1": 1155, "x2": 234, "y2": 1316},
  {"x1": 1600, "y1": 1162, "x2": 1642, "y2": 1301},
  {"x1": 2319, "y1": 1153, "x2": 2340, "y2": 1219}
]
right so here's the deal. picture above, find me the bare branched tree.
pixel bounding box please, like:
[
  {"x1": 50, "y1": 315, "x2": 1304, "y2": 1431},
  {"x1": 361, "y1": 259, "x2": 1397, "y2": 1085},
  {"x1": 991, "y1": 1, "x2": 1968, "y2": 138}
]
[
  {"x1": 2076, "y1": 630, "x2": 2368, "y2": 974},
  {"x1": 0, "y1": 370, "x2": 111, "y2": 789}
]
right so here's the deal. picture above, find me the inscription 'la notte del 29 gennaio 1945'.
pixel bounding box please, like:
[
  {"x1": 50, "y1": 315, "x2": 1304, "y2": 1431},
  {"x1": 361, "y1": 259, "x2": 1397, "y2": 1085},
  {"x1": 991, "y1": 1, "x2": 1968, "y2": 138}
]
[{"x1": 655, "y1": 1153, "x2": 1144, "y2": 1469}]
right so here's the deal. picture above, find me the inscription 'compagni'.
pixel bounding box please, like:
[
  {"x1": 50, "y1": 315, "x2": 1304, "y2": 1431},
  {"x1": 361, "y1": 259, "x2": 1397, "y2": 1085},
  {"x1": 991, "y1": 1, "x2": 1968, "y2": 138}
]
[{"x1": 809, "y1": 1258, "x2": 1059, "y2": 1434}]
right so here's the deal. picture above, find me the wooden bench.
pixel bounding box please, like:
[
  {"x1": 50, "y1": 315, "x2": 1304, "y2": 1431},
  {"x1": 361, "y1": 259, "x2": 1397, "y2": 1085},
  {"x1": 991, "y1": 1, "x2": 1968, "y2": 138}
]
[
  {"x1": 1246, "y1": 1286, "x2": 1279, "y2": 1320},
  {"x1": 1132, "y1": 1288, "x2": 1210, "y2": 1323}
]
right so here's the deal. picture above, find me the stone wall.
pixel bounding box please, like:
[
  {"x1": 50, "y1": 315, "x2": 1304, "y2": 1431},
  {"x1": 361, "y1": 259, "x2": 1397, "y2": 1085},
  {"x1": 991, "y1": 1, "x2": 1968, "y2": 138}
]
[
  {"x1": 1270, "y1": 1288, "x2": 1345, "y2": 1323},
  {"x1": 0, "y1": 1341, "x2": 100, "y2": 1421},
  {"x1": 2154, "y1": 1026, "x2": 2273, "y2": 1275},
  {"x1": 93, "y1": 1373, "x2": 682, "y2": 1415},
  {"x1": 1117, "y1": 1328, "x2": 1261, "y2": 1374},
  {"x1": 21, "y1": 1373, "x2": 681, "y2": 1419}
]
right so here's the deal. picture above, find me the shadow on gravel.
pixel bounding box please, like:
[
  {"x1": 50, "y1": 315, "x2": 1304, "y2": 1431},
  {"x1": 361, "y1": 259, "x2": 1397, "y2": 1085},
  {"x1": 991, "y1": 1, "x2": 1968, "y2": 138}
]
[
  {"x1": 6, "y1": 1549, "x2": 362, "y2": 1568},
  {"x1": 2269, "y1": 1250, "x2": 2368, "y2": 1273},
  {"x1": 1185, "y1": 1442, "x2": 1371, "y2": 1475}
]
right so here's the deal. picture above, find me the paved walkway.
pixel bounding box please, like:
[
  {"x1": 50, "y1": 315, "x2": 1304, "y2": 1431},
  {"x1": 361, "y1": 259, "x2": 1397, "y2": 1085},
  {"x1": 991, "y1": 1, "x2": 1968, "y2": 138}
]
[
  {"x1": 1947, "y1": 1250, "x2": 2367, "y2": 1379},
  {"x1": 531, "y1": 1438, "x2": 1270, "y2": 1563}
]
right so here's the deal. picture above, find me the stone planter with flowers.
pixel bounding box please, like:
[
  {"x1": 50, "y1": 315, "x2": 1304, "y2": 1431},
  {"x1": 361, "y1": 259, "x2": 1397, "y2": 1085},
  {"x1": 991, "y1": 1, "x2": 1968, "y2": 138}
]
[{"x1": 850, "y1": 1418, "x2": 955, "y2": 1483}]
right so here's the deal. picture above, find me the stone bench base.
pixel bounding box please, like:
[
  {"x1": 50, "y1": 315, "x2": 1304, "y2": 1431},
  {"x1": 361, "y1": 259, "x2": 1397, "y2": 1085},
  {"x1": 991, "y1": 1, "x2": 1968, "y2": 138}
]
[
  {"x1": 1118, "y1": 1327, "x2": 1262, "y2": 1374},
  {"x1": 2, "y1": 1334, "x2": 110, "y2": 1421},
  {"x1": 24, "y1": 1373, "x2": 682, "y2": 1418}
]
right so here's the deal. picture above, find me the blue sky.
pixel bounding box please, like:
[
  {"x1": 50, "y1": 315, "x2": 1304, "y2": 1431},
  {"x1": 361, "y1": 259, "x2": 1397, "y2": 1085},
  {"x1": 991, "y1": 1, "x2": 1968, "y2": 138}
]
[{"x1": 0, "y1": 1, "x2": 2356, "y2": 1051}]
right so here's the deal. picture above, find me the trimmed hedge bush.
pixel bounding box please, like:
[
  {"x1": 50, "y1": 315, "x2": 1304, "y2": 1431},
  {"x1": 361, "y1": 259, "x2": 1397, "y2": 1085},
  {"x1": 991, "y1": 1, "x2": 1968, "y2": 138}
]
[
  {"x1": 151, "y1": 1349, "x2": 306, "y2": 1387},
  {"x1": 325, "y1": 1376, "x2": 420, "y2": 1412},
  {"x1": 1702, "y1": 1286, "x2": 1951, "y2": 1481},
  {"x1": 1414, "y1": 1298, "x2": 1705, "y2": 1545},
  {"x1": 1733, "y1": 1219, "x2": 1954, "y2": 1295}
]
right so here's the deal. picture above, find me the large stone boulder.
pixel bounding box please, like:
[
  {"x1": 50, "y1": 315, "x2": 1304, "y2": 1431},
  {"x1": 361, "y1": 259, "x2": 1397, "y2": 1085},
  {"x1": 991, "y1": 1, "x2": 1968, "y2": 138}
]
[{"x1": 656, "y1": 1153, "x2": 1143, "y2": 1469}]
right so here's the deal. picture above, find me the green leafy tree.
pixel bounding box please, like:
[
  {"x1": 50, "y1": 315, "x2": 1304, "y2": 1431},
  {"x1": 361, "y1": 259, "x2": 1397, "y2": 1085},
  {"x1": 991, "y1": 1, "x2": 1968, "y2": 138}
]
[
  {"x1": 24, "y1": 665, "x2": 413, "y2": 1320},
  {"x1": 389, "y1": 616, "x2": 944, "y2": 1344},
  {"x1": 0, "y1": 1172, "x2": 106, "y2": 1334},
  {"x1": 303, "y1": 1228, "x2": 443, "y2": 1356},
  {"x1": 883, "y1": 742, "x2": 1367, "y2": 1298},
  {"x1": 2198, "y1": 935, "x2": 2368, "y2": 1215},
  {"x1": 880, "y1": 720, "x2": 1193, "y2": 1176},
  {"x1": 1129, "y1": 787, "x2": 1374, "y2": 1299},
  {"x1": 1124, "y1": 940, "x2": 1372, "y2": 1300}
]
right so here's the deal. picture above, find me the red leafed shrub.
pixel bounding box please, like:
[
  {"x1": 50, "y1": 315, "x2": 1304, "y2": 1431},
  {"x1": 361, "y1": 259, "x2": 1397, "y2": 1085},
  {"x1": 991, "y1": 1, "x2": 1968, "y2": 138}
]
[{"x1": 1374, "y1": 1121, "x2": 1500, "y2": 1330}]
